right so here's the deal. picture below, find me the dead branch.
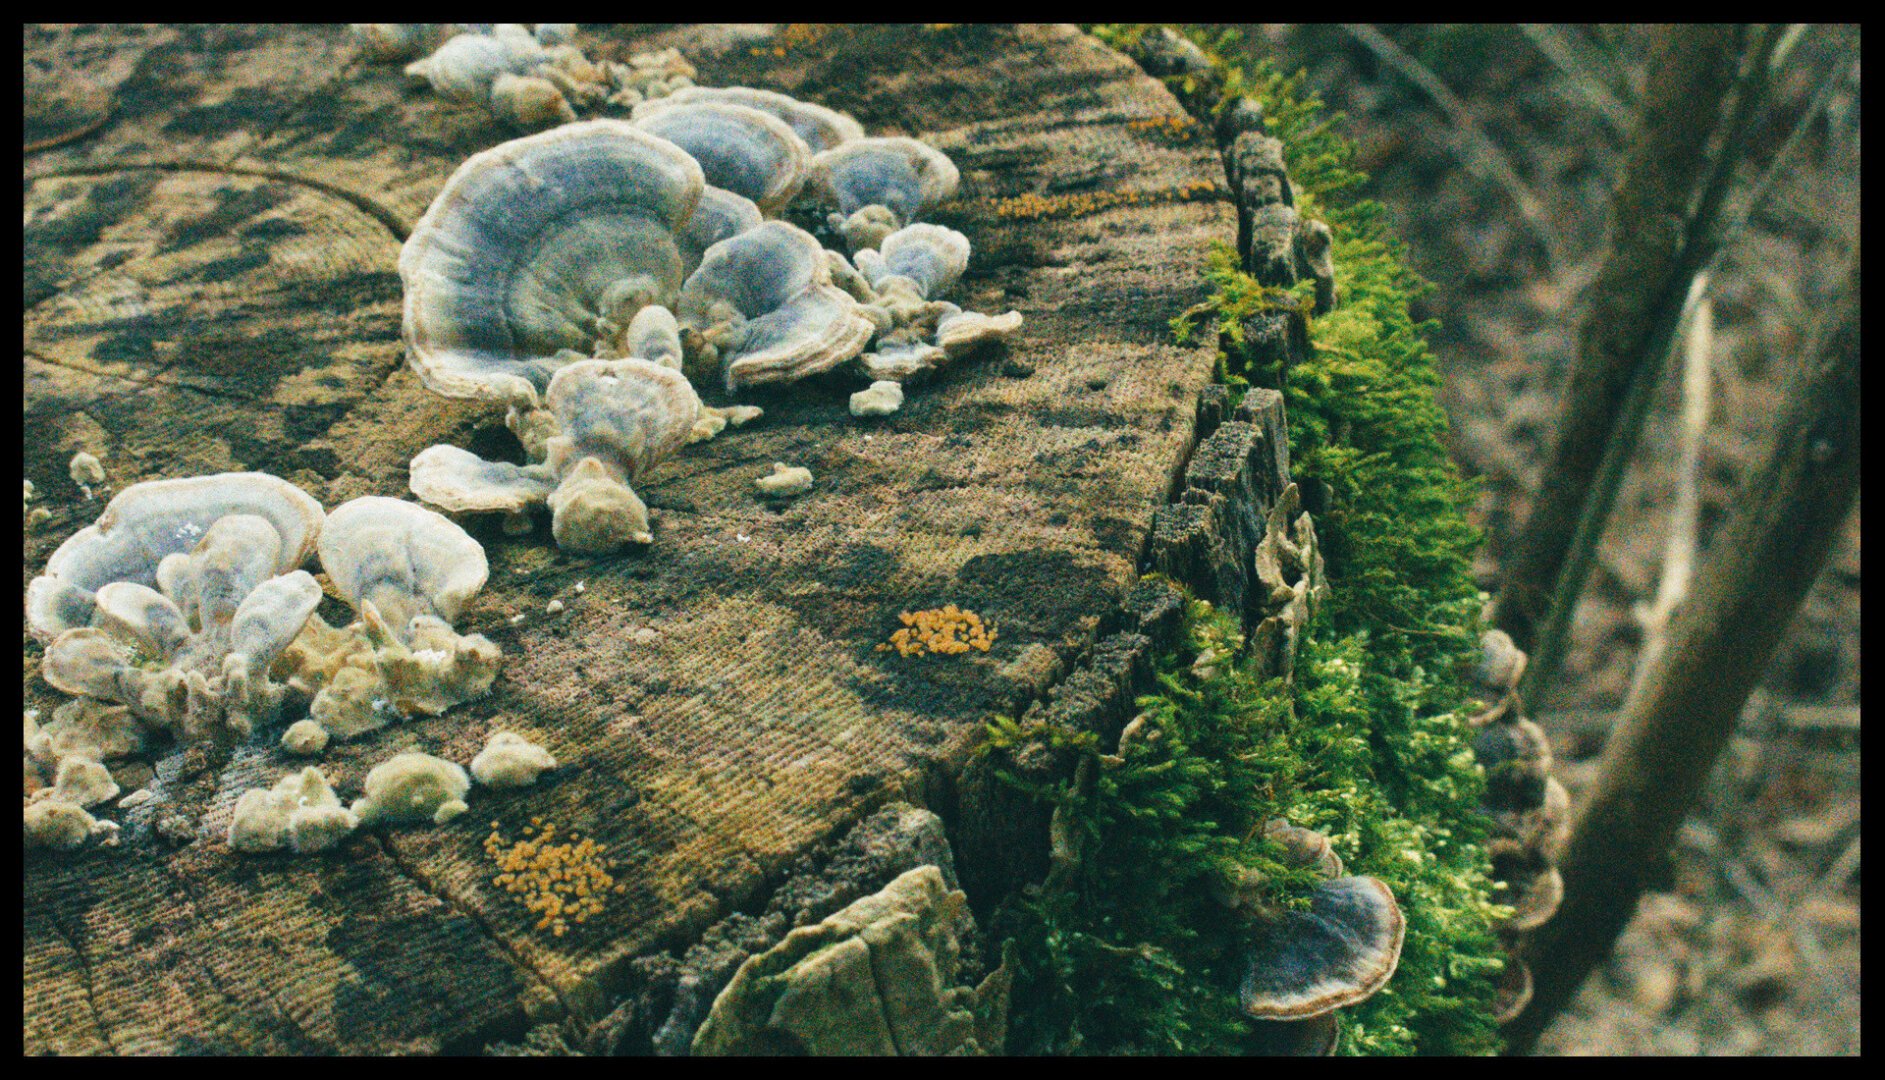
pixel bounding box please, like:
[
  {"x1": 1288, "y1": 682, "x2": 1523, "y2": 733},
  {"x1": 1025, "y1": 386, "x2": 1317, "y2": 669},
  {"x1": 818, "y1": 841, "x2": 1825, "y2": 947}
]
[{"x1": 1505, "y1": 241, "x2": 1860, "y2": 1052}]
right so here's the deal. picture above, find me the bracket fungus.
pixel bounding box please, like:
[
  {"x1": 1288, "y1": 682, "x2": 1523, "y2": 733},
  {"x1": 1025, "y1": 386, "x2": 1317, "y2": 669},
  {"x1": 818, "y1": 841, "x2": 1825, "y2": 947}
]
[
  {"x1": 402, "y1": 25, "x2": 549, "y2": 105},
  {"x1": 1467, "y1": 629, "x2": 1567, "y2": 945},
  {"x1": 676, "y1": 220, "x2": 877, "y2": 392},
  {"x1": 27, "y1": 473, "x2": 325, "y2": 744},
  {"x1": 632, "y1": 101, "x2": 812, "y2": 215},
  {"x1": 1238, "y1": 874, "x2": 1406, "y2": 1019},
  {"x1": 401, "y1": 119, "x2": 708, "y2": 414},
  {"x1": 351, "y1": 23, "x2": 448, "y2": 63},
  {"x1": 24, "y1": 799, "x2": 118, "y2": 852},
  {"x1": 752, "y1": 462, "x2": 814, "y2": 499},
  {"x1": 27, "y1": 754, "x2": 120, "y2": 810},
  {"x1": 411, "y1": 357, "x2": 702, "y2": 553},
  {"x1": 849, "y1": 380, "x2": 904, "y2": 417},
  {"x1": 636, "y1": 85, "x2": 864, "y2": 154},
  {"x1": 26, "y1": 699, "x2": 149, "y2": 772},
  {"x1": 809, "y1": 136, "x2": 961, "y2": 251},
  {"x1": 392, "y1": 25, "x2": 695, "y2": 129},
  {"x1": 227, "y1": 766, "x2": 358, "y2": 854},
  {"x1": 285, "y1": 497, "x2": 501, "y2": 739},
  {"x1": 1249, "y1": 483, "x2": 1329, "y2": 682},
  {"x1": 1463, "y1": 628, "x2": 1567, "y2": 1025},
  {"x1": 351, "y1": 752, "x2": 472, "y2": 827},
  {"x1": 280, "y1": 718, "x2": 330, "y2": 757},
  {"x1": 848, "y1": 223, "x2": 1023, "y2": 383},
  {"x1": 398, "y1": 93, "x2": 1016, "y2": 552},
  {"x1": 1213, "y1": 821, "x2": 1406, "y2": 1048}
]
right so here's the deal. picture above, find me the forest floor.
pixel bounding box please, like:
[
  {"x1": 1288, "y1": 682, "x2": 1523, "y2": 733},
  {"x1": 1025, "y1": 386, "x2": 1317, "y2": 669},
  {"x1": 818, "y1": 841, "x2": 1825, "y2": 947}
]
[{"x1": 1247, "y1": 23, "x2": 1862, "y2": 1055}]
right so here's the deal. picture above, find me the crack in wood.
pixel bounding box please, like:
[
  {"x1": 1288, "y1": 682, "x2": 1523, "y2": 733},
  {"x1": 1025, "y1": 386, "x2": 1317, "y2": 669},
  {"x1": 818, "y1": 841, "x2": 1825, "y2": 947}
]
[
  {"x1": 25, "y1": 159, "x2": 411, "y2": 241},
  {"x1": 25, "y1": 346, "x2": 265, "y2": 408},
  {"x1": 45, "y1": 915, "x2": 121, "y2": 1055},
  {"x1": 373, "y1": 833, "x2": 579, "y2": 1030}
]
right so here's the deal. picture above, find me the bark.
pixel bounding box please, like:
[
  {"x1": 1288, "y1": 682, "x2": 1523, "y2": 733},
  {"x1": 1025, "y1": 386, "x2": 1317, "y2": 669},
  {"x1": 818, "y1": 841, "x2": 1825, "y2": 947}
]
[
  {"x1": 1490, "y1": 24, "x2": 1740, "y2": 660},
  {"x1": 1506, "y1": 244, "x2": 1861, "y2": 1052}
]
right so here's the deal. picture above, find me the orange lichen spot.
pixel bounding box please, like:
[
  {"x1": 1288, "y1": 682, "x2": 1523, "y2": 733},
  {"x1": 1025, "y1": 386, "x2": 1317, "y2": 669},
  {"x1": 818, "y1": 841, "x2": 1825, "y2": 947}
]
[
  {"x1": 876, "y1": 605, "x2": 996, "y2": 658},
  {"x1": 985, "y1": 179, "x2": 1224, "y2": 222},
  {"x1": 751, "y1": 23, "x2": 834, "y2": 56},
  {"x1": 485, "y1": 820, "x2": 617, "y2": 938},
  {"x1": 1126, "y1": 114, "x2": 1202, "y2": 142}
]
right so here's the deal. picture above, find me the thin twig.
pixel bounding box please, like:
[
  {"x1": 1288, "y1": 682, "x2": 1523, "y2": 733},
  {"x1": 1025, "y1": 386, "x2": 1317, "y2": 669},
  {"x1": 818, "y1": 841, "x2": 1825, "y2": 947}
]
[
  {"x1": 1705, "y1": 53, "x2": 1855, "y2": 279},
  {"x1": 1517, "y1": 24, "x2": 1634, "y2": 140},
  {"x1": 1519, "y1": 26, "x2": 1768, "y2": 699},
  {"x1": 1627, "y1": 277, "x2": 1712, "y2": 705},
  {"x1": 1339, "y1": 23, "x2": 1564, "y2": 274},
  {"x1": 1818, "y1": 835, "x2": 1860, "y2": 893}
]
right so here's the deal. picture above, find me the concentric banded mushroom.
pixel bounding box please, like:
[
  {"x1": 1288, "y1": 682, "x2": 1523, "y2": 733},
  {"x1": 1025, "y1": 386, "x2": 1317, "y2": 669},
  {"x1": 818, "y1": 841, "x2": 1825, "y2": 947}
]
[
  {"x1": 317, "y1": 496, "x2": 488, "y2": 632},
  {"x1": 810, "y1": 136, "x2": 961, "y2": 250},
  {"x1": 402, "y1": 27, "x2": 544, "y2": 104},
  {"x1": 1240, "y1": 874, "x2": 1407, "y2": 1020},
  {"x1": 632, "y1": 101, "x2": 812, "y2": 215},
  {"x1": 635, "y1": 86, "x2": 864, "y2": 153},
  {"x1": 1491, "y1": 936, "x2": 1535, "y2": 1025},
  {"x1": 1487, "y1": 838, "x2": 1565, "y2": 932},
  {"x1": 542, "y1": 358, "x2": 702, "y2": 550},
  {"x1": 1467, "y1": 624, "x2": 1568, "y2": 998},
  {"x1": 410, "y1": 358, "x2": 702, "y2": 554},
  {"x1": 676, "y1": 187, "x2": 765, "y2": 279},
  {"x1": 400, "y1": 119, "x2": 707, "y2": 413},
  {"x1": 676, "y1": 220, "x2": 877, "y2": 391},
  {"x1": 1213, "y1": 820, "x2": 1407, "y2": 1047},
  {"x1": 27, "y1": 472, "x2": 321, "y2": 643}
]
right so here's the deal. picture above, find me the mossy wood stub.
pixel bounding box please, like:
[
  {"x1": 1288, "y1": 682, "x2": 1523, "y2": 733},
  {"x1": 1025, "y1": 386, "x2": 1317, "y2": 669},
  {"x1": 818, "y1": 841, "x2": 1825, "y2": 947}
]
[{"x1": 22, "y1": 25, "x2": 1230, "y2": 1053}]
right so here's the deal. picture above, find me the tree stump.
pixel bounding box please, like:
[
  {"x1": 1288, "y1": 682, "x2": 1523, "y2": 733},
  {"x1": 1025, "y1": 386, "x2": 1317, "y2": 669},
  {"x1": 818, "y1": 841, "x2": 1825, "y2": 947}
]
[{"x1": 22, "y1": 24, "x2": 1232, "y2": 1054}]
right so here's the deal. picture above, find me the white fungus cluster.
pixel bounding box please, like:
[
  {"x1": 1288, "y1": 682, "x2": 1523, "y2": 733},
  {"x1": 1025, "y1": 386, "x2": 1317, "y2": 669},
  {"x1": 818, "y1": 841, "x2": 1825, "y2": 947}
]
[
  {"x1": 359, "y1": 24, "x2": 697, "y2": 131},
  {"x1": 399, "y1": 82, "x2": 1022, "y2": 551},
  {"x1": 26, "y1": 476, "x2": 505, "y2": 856}
]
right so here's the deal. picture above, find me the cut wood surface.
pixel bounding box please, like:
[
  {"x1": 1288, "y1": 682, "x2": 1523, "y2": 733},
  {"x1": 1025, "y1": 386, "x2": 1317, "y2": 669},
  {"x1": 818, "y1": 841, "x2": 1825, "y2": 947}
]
[{"x1": 22, "y1": 24, "x2": 1230, "y2": 1053}]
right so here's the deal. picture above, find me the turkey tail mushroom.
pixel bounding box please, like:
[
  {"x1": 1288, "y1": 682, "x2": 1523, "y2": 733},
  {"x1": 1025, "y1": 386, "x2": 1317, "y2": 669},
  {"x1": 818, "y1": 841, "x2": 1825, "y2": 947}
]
[
  {"x1": 400, "y1": 119, "x2": 706, "y2": 412},
  {"x1": 634, "y1": 86, "x2": 864, "y2": 153},
  {"x1": 809, "y1": 136, "x2": 960, "y2": 251},
  {"x1": 676, "y1": 220, "x2": 875, "y2": 392},
  {"x1": 631, "y1": 101, "x2": 812, "y2": 215}
]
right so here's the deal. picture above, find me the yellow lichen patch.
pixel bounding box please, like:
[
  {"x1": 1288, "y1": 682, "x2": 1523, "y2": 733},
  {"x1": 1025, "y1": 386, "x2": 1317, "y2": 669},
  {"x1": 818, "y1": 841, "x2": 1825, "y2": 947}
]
[
  {"x1": 984, "y1": 179, "x2": 1223, "y2": 222},
  {"x1": 1126, "y1": 114, "x2": 1202, "y2": 142},
  {"x1": 751, "y1": 24, "x2": 835, "y2": 57},
  {"x1": 484, "y1": 820, "x2": 618, "y2": 937},
  {"x1": 876, "y1": 604, "x2": 995, "y2": 657}
]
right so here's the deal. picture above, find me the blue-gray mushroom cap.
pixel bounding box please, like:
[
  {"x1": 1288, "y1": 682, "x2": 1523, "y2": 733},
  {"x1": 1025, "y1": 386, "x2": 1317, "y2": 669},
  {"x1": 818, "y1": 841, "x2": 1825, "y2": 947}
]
[
  {"x1": 635, "y1": 86, "x2": 864, "y2": 154},
  {"x1": 676, "y1": 220, "x2": 876, "y2": 391},
  {"x1": 632, "y1": 101, "x2": 811, "y2": 214},
  {"x1": 1239, "y1": 875, "x2": 1406, "y2": 1020},
  {"x1": 400, "y1": 120, "x2": 707, "y2": 408}
]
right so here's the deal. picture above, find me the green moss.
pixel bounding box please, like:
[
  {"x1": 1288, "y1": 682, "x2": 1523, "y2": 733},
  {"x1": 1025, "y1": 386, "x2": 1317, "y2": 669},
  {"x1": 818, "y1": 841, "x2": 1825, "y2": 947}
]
[{"x1": 984, "y1": 26, "x2": 1508, "y2": 1055}]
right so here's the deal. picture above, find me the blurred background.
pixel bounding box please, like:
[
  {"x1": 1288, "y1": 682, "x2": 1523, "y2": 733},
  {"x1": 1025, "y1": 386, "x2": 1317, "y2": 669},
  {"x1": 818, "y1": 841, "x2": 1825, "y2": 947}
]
[{"x1": 1231, "y1": 24, "x2": 1861, "y2": 1055}]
